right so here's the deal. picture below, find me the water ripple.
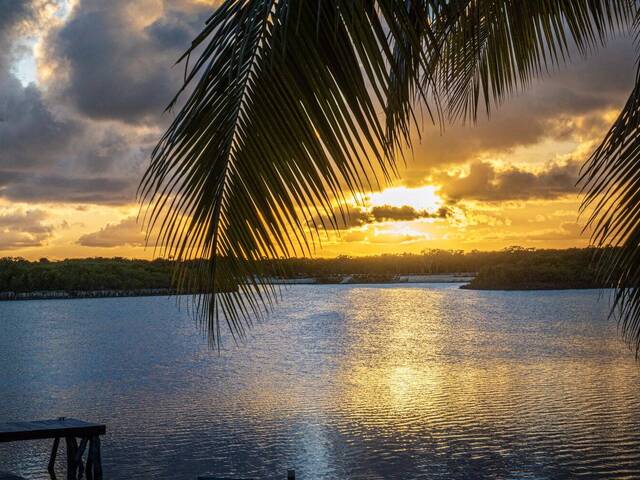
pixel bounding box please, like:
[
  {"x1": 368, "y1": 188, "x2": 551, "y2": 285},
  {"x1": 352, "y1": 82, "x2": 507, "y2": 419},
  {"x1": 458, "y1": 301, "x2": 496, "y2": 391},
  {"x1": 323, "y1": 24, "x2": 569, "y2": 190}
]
[{"x1": 0, "y1": 285, "x2": 639, "y2": 479}]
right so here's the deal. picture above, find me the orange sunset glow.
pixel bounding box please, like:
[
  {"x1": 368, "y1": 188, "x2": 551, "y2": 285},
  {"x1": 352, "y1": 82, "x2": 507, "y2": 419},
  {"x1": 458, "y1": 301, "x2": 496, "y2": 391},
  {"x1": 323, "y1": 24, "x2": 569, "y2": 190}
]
[
  {"x1": 6, "y1": 3, "x2": 640, "y2": 479},
  {"x1": 1, "y1": 1, "x2": 635, "y2": 260}
]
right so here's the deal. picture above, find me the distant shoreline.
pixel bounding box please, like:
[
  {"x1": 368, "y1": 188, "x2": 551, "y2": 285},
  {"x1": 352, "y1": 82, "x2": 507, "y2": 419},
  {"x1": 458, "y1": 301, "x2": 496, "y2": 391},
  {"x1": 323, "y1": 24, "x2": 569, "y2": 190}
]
[
  {"x1": 1, "y1": 275, "x2": 479, "y2": 302},
  {"x1": 1, "y1": 250, "x2": 608, "y2": 299},
  {"x1": 0, "y1": 280, "x2": 612, "y2": 301},
  {"x1": 0, "y1": 275, "x2": 476, "y2": 302},
  {"x1": 262, "y1": 273, "x2": 476, "y2": 285},
  {"x1": 460, "y1": 283, "x2": 607, "y2": 291},
  {"x1": 0, "y1": 289, "x2": 177, "y2": 302}
]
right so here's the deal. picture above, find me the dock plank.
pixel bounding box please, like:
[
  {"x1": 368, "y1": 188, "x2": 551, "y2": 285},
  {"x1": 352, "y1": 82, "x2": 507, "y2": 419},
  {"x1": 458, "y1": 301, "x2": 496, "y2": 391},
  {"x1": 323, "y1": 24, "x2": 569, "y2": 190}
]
[{"x1": 0, "y1": 418, "x2": 105, "y2": 443}]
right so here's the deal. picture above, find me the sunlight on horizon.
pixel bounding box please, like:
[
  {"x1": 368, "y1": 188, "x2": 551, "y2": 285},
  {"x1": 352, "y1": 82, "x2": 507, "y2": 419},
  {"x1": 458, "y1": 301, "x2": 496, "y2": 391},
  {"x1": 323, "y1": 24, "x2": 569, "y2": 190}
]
[{"x1": 368, "y1": 185, "x2": 444, "y2": 212}]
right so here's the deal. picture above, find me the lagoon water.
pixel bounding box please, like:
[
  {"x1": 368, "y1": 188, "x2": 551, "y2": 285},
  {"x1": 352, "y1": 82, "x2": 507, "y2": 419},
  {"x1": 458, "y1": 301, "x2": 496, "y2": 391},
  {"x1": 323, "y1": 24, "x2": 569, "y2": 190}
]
[{"x1": 1, "y1": 284, "x2": 640, "y2": 479}]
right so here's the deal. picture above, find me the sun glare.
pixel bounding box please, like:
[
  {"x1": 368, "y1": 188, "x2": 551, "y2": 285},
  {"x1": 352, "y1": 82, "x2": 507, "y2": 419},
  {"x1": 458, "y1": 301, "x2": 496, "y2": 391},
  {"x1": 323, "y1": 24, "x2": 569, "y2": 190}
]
[{"x1": 368, "y1": 185, "x2": 443, "y2": 212}]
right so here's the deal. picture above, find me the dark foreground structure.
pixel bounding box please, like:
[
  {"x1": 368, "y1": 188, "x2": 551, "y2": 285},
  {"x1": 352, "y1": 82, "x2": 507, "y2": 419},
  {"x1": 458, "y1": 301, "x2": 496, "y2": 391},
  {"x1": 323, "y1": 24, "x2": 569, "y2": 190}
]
[{"x1": 0, "y1": 418, "x2": 105, "y2": 480}]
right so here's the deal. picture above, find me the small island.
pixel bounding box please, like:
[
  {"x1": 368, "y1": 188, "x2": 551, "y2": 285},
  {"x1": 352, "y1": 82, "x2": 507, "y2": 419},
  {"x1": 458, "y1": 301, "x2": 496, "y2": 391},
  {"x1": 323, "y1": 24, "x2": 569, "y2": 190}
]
[{"x1": 460, "y1": 247, "x2": 607, "y2": 290}]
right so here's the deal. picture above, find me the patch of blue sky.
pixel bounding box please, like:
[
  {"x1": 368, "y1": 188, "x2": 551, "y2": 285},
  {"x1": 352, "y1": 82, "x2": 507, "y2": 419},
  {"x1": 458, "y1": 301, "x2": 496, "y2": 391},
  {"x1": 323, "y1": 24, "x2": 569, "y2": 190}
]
[{"x1": 11, "y1": 38, "x2": 38, "y2": 86}]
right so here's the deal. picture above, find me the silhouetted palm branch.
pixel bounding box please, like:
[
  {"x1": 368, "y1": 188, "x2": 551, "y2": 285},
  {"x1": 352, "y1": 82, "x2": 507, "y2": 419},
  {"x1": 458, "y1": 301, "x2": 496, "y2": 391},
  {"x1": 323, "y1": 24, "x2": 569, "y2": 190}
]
[
  {"x1": 438, "y1": 0, "x2": 633, "y2": 121},
  {"x1": 139, "y1": 1, "x2": 440, "y2": 344},
  {"x1": 140, "y1": 0, "x2": 639, "y2": 346},
  {"x1": 581, "y1": 60, "x2": 640, "y2": 353}
]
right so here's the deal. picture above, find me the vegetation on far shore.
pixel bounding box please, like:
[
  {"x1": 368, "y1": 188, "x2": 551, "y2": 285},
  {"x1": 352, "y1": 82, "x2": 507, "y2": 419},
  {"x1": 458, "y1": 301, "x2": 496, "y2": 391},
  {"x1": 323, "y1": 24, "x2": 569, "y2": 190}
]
[
  {"x1": 266, "y1": 247, "x2": 607, "y2": 290},
  {"x1": 461, "y1": 247, "x2": 605, "y2": 290},
  {"x1": 0, "y1": 257, "x2": 176, "y2": 294},
  {"x1": 0, "y1": 247, "x2": 608, "y2": 295}
]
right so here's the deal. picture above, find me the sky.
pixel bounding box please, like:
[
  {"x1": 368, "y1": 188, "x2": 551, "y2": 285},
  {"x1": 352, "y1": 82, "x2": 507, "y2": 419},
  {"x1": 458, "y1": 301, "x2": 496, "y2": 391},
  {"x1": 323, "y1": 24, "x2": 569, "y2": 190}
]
[{"x1": 0, "y1": 0, "x2": 637, "y2": 260}]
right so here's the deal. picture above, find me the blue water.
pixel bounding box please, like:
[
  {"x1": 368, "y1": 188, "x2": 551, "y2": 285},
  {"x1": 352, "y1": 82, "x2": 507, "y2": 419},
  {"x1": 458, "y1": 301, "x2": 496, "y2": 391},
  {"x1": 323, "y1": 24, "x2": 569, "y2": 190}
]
[{"x1": 1, "y1": 284, "x2": 639, "y2": 479}]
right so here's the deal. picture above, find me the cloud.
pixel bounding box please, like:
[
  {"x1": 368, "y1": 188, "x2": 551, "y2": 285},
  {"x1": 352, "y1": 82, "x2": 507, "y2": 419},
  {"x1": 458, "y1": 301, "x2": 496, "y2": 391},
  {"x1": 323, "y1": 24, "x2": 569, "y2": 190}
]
[
  {"x1": 370, "y1": 205, "x2": 450, "y2": 222},
  {"x1": 337, "y1": 225, "x2": 430, "y2": 244},
  {"x1": 77, "y1": 216, "x2": 145, "y2": 247},
  {"x1": 0, "y1": 74, "x2": 80, "y2": 169},
  {"x1": 402, "y1": 35, "x2": 636, "y2": 184},
  {"x1": 0, "y1": 74, "x2": 143, "y2": 206},
  {"x1": 473, "y1": 221, "x2": 588, "y2": 245},
  {"x1": 0, "y1": 208, "x2": 54, "y2": 249},
  {"x1": 0, "y1": 1, "x2": 29, "y2": 29},
  {"x1": 527, "y1": 222, "x2": 587, "y2": 242},
  {"x1": 0, "y1": 1, "x2": 214, "y2": 205},
  {"x1": 0, "y1": 1, "x2": 78, "y2": 170},
  {"x1": 0, "y1": 1, "x2": 145, "y2": 205},
  {"x1": 439, "y1": 160, "x2": 580, "y2": 202},
  {"x1": 45, "y1": 0, "x2": 211, "y2": 123},
  {"x1": 320, "y1": 204, "x2": 450, "y2": 230},
  {"x1": 0, "y1": 172, "x2": 135, "y2": 204},
  {"x1": 0, "y1": 1, "x2": 37, "y2": 68},
  {"x1": 367, "y1": 232, "x2": 426, "y2": 244}
]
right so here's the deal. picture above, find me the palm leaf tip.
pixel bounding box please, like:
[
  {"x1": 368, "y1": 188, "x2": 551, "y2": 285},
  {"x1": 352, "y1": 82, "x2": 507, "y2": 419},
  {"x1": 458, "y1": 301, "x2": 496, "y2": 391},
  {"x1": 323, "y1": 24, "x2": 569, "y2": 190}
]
[
  {"x1": 139, "y1": 0, "x2": 437, "y2": 345},
  {"x1": 580, "y1": 61, "x2": 640, "y2": 354}
]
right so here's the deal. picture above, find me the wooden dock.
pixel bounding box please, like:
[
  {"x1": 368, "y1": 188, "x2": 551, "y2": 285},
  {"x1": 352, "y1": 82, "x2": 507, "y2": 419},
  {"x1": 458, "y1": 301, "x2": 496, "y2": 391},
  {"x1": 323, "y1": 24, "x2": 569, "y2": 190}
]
[{"x1": 0, "y1": 418, "x2": 105, "y2": 480}]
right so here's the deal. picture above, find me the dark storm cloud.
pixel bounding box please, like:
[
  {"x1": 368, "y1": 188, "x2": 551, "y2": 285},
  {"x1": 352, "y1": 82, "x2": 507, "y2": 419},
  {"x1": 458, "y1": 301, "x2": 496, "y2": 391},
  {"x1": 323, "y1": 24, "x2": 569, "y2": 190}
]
[
  {"x1": 0, "y1": 0, "x2": 85, "y2": 203},
  {"x1": 0, "y1": 1, "x2": 217, "y2": 205},
  {"x1": 440, "y1": 160, "x2": 580, "y2": 202},
  {"x1": 0, "y1": 0, "x2": 100, "y2": 203},
  {"x1": 0, "y1": 1, "x2": 30, "y2": 40},
  {"x1": 48, "y1": 1, "x2": 211, "y2": 123},
  {"x1": 0, "y1": 73, "x2": 147, "y2": 204},
  {"x1": 0, "y1": 171, "x2": 135, "y2": 204},
  {"x1": 0, "y1": 1, "x2": 204, "y2": 204},
  {"x1": 0, "y1": 74, "x2": 80, "y2": 168}
]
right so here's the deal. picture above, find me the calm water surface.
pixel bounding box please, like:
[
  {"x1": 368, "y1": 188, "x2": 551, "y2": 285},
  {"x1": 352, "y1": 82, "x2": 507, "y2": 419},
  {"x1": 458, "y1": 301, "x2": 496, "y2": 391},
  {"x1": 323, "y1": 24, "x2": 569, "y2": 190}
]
[{"x1": 1, "y1": 284, "x2": 639, "y2": 479}]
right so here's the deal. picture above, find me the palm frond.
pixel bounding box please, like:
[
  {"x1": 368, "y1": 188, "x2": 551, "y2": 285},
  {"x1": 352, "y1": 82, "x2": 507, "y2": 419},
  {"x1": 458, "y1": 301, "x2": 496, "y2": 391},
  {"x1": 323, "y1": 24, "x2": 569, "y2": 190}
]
[
  {"x1": 140, "y1": 0, "x2": 639, "y2": 348},
  {"x1": 437, "y1": 0, "x2": 634, "y2": 122},
  {"x1": 580, "y1": 61, "x2": 640, "y2": 354},
  {"x1": 139, "y1": 0, "x2": 435, "y2": 345},
  {"x1": 439, "y1": 0, "x2": 640, "y2": 353}
]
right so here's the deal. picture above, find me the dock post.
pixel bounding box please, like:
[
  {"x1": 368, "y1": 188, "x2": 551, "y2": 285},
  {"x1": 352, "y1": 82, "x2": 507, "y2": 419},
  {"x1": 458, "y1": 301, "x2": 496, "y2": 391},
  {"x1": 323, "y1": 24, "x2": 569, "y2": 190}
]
[
  {"x1": 65, "y1": 437, "x2": 78, "y2": 480},
  {"x1": 48, "y1": 437, "x2": 60, "y2": 475},
  {"x1": 92, "y1": 436, "x2": 102, "y2": 480},
  {"x1": 287, "y1": 470, "x2": 295, "y2": 480},
  {"x1": 74, "y1": 437, "x2": 88, "y2": 479}
]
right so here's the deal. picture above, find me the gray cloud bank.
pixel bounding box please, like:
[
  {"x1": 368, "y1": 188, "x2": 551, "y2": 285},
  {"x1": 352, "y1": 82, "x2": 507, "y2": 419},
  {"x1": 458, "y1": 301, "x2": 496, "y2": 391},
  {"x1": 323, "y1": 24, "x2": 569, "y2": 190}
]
[
  {"x1": 0, "y1": 1, "x2": 636, "y2": 213},
  {"x1": 0, "y1": 208, "x2": 53, "y2": 249},
  {"x1": 440, "y1": 160, "x2": 580, "y2": 202},
  {"x1": 0, "y1": 1, "x2": 210, "y2": 205},
  {"x1": 48, "y1": 1, "x2": 209, "y2": 123}
]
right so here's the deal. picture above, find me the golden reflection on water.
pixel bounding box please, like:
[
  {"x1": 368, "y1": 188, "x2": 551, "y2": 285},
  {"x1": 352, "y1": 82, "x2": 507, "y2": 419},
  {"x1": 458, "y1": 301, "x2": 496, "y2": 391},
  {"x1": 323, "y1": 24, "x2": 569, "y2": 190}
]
[
  {"x1": 221, "y1": 285, "x2": 640, "y2": 480},
  {"x1": 328, "y1": 287, "x2": 640, "y2": 454},
  {"x1": 338, "y1": 288, "x2": 454, "y2": 421}
]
